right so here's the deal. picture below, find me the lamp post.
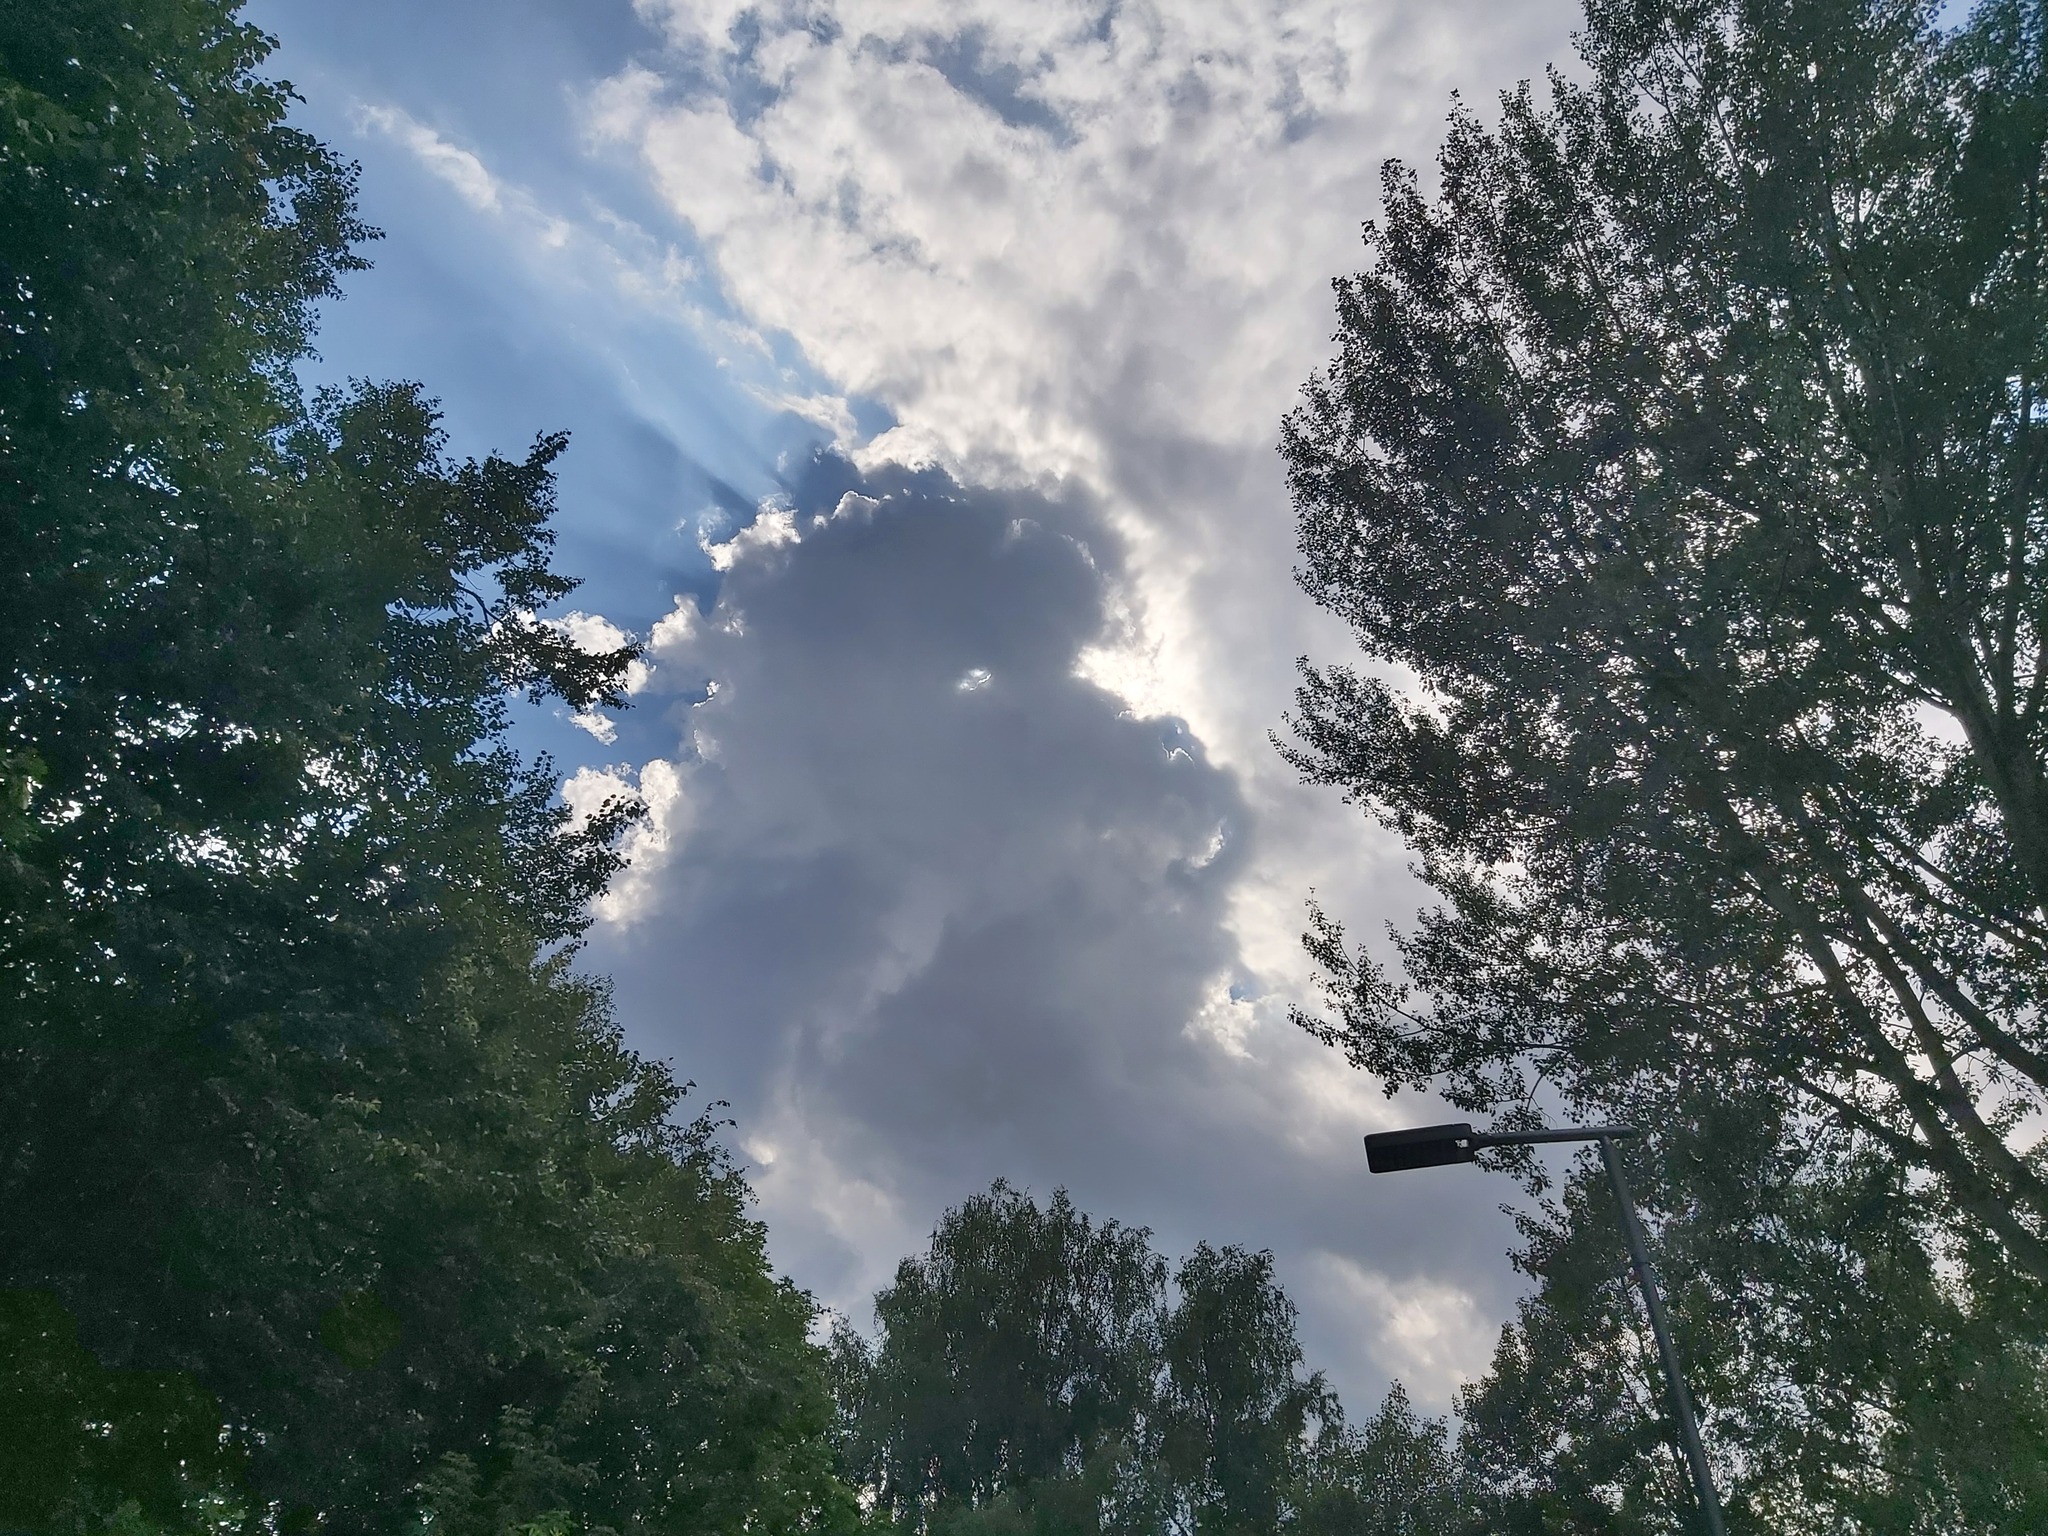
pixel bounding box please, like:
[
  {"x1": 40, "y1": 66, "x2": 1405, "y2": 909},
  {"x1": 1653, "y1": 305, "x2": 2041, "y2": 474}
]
[{"x1": 1364, "y1": 1121, "x2": 1727, "y2": 1536}]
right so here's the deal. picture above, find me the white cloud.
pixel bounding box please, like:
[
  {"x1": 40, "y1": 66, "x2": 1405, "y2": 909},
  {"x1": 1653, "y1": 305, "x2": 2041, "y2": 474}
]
[
  {"x1": 561, "y1": 763, "x2": 637, "y2": 831},
  {"x1": 1303, "y1": 1252, "x2": 1499, "y2": 1411},
  {"x1": 554, "y1": 610, "x2": 633, "y2": 653},
  {"x1": 649, "y1": 595, "x2": 704, "y2": 658},
  {"x1": 552, "y1": 609, "x2": 653, "y2": 693},
  {"x1": 600, "y1": 0, "x2": 1572, "y2": 481},
  {"x1": 592, "y1": 0, "x2": 1575, "y2": 929},
  {"x1": 702, "y1": 502, "x2": 803, "y2": 571},
  {"x1": 1185, "y1": 976, "x2": 1259, "y2": 1060},
  {"x1": 354, "y1": 102, "x2": 503, "y2": 210},
  {"x1": 571, "y1": 710, "x2": 620, "y2": 744},
  {"x1": 744, "y1": 383, "x2": 860, "y2": 445},
  {"x1": 562, "y1": 758, "x2": 692, "y2": 925}
]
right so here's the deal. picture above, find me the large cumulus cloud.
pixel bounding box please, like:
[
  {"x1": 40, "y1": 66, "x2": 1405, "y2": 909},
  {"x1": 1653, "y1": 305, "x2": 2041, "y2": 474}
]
[
  {"x1": 562, "y1": 0, "x2": 1585, "y2": 1406},
  {"x1": 268, "y1": 0, "x2": 1584, "y2": 1411},
  {"x1": 572, "y1": 458, "x2": 1521, "y2": 1405}
]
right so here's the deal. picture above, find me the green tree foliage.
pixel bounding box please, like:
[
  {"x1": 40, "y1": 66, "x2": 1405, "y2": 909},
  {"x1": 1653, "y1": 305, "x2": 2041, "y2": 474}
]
[
  {"x1": 1281, "y1": 0, "x2": 2048, "y2": 1525},
  {"x1": 834, "y1": 1183, "x2": 1166, "y2": 1533},
  {"x1": 834, "y1": 1183, "x2": 1444, "y2": 1536},
  {"x1": 0, "y1": 2, "x2": 852, "y2": 1531},
  {"x1": 1157, "y1": 1245, "x2": 1333, "y2": 1536},
  {"x1": 1456, "y1": 1115, "x2": 2048, "y2": 1532},
  {"x1": 1294, "y1": 1384, "x2": 1463, "y2": 1536},
  {"x1": 0, "y1": 1289, "x2": 244, "y2": 1535}
]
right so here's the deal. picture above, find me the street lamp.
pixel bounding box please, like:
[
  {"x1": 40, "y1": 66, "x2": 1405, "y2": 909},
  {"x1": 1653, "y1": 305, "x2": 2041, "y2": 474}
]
[{"x1": 1364, "y1": 1121, "x2": 1727, "y2": 1536}]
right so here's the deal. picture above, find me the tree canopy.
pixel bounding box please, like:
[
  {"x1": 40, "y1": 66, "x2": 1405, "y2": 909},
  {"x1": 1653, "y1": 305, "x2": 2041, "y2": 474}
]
[
  {"x1": 0, "y1": 2, "x2": 852, "y2": 1531},
  {"x1": 1283, "y1": 0, "x2": 2048, "y2": 1525},
  {"x1": 830, "y1": 1182, "x2": 1456, "y2": 1536}
]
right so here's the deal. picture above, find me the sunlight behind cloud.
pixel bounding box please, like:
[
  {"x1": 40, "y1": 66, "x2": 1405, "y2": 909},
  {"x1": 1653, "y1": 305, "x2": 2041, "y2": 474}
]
[{"x1": 571, "y1": 0, "x2": 1576, "y2": 1404}]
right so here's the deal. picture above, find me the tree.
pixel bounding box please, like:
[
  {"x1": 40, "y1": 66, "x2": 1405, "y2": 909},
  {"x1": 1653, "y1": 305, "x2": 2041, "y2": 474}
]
[
  {"x1": 1281, "y1": 0, "x2": 2048, "y2": 1520},
  {"x1": 1295, "y1": 1383, "x2": 1466, "y2": 1536},
  {"x1": 1157, "y1": 1246, "x2": 1333, "y2": 1536},
  {"x1": 1455, "y1": 1102, "x2": 2048, "y2": 1532},
  {"x1": 1286, "y1": 0, "x2": 2048, "y2": 1273},
  {"x1": 838, "y1": 1182, "x2": 1165, "y2": 1532},
  {"x1": 1, "y1": 3, "x2": 853, "y2": 1531},
  {"x1": 0, "y1": 1289, "x2": 244, "y2": 1535},
  {"x1": 836, "y1": 1185, "x2": 1430, "y2": 1536}
]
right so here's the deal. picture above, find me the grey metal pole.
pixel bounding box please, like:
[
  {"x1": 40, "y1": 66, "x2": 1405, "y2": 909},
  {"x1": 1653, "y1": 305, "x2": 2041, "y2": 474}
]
[
  {"x1": 1597, "y1": 1135, "x2": 1727, "y2": 1536},
  {"x1": 1364, "y1": 1120, "x2": 1730, "y2": 1532}
]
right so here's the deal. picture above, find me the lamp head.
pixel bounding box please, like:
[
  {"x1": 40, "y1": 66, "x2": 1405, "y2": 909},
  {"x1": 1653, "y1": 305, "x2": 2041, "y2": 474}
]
[{"x1": 1364, "y1": 1122, "x2": 1480, "y2": 1173}]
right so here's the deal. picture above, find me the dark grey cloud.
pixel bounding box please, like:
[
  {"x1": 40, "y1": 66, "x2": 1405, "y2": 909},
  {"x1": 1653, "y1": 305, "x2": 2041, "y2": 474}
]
[
  {"x1": 595, "y1": 459, "x2": 1244, "y2": 1166},
  {"x1": 586, "y1": 460, "x2": 1525, "y2": 1409}
]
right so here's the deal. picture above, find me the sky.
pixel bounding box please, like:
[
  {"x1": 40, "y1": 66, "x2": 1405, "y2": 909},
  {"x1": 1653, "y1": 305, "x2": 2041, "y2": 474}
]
[{"x1": 255, "y1": 0, "x2": 1583, "y2": 1413}]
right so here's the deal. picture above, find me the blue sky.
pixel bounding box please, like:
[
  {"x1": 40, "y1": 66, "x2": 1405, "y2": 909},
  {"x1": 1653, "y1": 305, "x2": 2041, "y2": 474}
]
[{"x1": 256, "y1": 0, "x2": 1584, "y2": 1413}]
